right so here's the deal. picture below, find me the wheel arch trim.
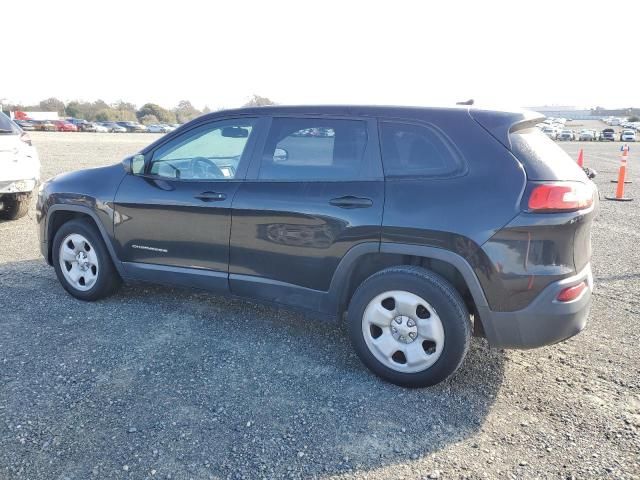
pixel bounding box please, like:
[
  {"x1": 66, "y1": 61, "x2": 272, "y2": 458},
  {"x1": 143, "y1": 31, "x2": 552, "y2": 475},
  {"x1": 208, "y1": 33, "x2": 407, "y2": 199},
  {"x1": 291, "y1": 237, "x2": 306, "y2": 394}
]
[
  {"x1": 329, "y1": 242, "x2": 490, "y2": 315},
  {"x1": 379, "y1": 243, "x2": 489, "y2": 308},
  {"x1": 45, "y1": 204, "x2": 124, "y2": 276}
]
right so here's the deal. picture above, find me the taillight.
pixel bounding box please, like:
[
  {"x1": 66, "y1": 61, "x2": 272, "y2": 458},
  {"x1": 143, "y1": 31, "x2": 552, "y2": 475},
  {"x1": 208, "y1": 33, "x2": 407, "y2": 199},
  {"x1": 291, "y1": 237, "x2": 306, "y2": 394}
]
[
  {"x1": 556, "y1": 281, "x2": 587, "y2": 302},
  {"x1": 20, "y1": 132, "x2": 32, "y2": 146},
  {"x1": 527, "y1": 182, "x2": 593, "y2": 212}
]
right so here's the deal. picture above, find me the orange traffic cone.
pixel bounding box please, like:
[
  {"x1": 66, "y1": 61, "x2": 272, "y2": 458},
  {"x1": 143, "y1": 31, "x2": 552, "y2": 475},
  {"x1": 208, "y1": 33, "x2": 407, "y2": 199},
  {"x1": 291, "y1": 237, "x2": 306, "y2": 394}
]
[
  {"x1": 611, "y1": 144, "x2": 632, "y2": 184},
  {"x1": 605, "y1": 145, "x2": 633, "y2": 202},
  {"x1": 577, "y1": 149, "x2": 584, "y2": 167}
]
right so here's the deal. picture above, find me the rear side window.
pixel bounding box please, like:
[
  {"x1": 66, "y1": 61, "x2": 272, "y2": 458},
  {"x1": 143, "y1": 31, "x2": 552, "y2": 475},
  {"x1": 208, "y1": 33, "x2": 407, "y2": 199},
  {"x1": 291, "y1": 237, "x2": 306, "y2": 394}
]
[
  {"x1": 259, "y1": 118, "x2": 368, "y2": 181},
  {"x1": 379, "y1": 121, "x2": 464, "y2": 178}
]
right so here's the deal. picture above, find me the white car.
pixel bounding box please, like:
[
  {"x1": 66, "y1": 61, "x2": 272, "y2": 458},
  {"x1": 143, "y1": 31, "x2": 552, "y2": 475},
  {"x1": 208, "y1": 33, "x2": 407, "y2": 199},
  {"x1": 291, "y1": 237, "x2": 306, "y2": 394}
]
[
  {"x1": 620, "y1": 130, "x2": 636, "y2": 142},
  {"x1": 146, "y1": 124, "x2": 171, "y2": 133},
  {"x1": 578, "y1": 129, "x2": 595, "y2": 141},
  {"x1": 542, "y1": 126, "x2": 558, "y2": 140},
  {"x1": 0, "y1": 112, "x2": 40, "y2": 220},
  {"x1": 94, "y1": 123, "x2": 109, "y2": 133}
]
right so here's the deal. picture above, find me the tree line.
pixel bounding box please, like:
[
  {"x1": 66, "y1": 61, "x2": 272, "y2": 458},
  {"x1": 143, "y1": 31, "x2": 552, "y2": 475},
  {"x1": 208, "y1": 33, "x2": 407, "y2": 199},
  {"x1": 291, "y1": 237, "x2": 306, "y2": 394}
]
[{"x1": 3, "y1": 94, "x2": 275, "y2": 124}]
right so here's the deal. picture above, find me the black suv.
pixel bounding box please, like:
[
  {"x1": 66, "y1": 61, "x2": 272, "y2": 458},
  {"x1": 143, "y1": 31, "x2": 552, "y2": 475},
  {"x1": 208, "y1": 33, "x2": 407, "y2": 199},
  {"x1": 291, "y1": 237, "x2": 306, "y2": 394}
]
[
  {"x1": 116, "y1": 121, "x2": 147, "y2": 133},
  {"x1": 36, "y1": 106, "x2": 596, "y2": 387},
  {"x1": 600, "y1": 128, "x2": 616, "y2": 141}
]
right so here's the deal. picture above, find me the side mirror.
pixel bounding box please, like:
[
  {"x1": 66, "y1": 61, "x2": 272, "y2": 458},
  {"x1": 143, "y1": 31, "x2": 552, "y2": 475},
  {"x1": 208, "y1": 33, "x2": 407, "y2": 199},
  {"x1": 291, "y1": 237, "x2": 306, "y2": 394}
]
[
  {"x1": 121, "y1": 156, "x2": 133, "y2": 174},
  {"x1": 122, "y1": 154, "x2": 145, "y2": 174},
  {"x1": 273, "y1": 147, "x2": 289, "y2": 163}
]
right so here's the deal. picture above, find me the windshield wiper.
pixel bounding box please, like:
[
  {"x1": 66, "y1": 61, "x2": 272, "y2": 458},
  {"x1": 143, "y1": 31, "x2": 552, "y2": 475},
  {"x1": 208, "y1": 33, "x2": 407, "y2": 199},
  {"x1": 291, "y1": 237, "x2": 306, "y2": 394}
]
[{"x1": 0, "y1": 129, "x2": 16, "y2": 134}]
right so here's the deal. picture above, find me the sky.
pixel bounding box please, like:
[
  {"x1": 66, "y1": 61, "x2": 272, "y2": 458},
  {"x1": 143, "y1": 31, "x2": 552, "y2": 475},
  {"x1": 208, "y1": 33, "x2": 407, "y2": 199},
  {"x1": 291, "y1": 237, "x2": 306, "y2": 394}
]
[{"x1": 3, "y1": 0, "x2": 638, "y2": 111}]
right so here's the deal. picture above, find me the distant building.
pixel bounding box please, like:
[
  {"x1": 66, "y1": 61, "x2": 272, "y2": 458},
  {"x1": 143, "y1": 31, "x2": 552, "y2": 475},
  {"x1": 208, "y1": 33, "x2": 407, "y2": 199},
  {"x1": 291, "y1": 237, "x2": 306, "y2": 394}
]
[
  {"x1": 591, "y1": 107, "x2": 640, "y2": 118},
  {"x1": 527, "y1": 106, "x2": 594, "y2": 120},
  {"x1": 10, "y1": 111, "x2": 60, "y2": 121},
  {"x1": 528, "y1": 106, "x2": 640, "y2": 120}
]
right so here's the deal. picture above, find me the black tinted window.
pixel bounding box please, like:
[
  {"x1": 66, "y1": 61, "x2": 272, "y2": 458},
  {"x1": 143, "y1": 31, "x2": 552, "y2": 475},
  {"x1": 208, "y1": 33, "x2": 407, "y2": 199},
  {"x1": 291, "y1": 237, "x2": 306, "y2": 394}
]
[
  {"x1": 380, "y1": 122, "x2": 463, "y2": 177},
  {"x1": 259, "y1": 118, "x2": 367, "y2": 181}
]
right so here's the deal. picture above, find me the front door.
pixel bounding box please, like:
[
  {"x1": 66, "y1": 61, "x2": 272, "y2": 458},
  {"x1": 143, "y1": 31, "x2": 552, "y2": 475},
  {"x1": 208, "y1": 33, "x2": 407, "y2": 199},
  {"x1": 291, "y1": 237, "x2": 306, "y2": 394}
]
[
  {"x1": 113, "y1": 117, "x2": 260, "y2": 288},
  {"x1": 229, "y1": 116, "x2": 384, "y2": 308}
]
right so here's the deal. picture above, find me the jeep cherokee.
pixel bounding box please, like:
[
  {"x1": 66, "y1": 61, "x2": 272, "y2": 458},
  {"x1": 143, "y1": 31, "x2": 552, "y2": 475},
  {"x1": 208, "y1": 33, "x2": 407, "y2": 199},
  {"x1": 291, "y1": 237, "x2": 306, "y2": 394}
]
[{"x1": 36, "y1": 105, "x2": 597, "y2": 387}]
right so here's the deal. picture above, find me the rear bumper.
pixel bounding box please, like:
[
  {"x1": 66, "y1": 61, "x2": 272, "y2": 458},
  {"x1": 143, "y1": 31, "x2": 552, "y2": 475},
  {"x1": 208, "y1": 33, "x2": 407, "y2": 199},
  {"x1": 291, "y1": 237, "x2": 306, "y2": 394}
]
[{"x1": 478, "y1": 264, "x2": 593, "y2": 349}]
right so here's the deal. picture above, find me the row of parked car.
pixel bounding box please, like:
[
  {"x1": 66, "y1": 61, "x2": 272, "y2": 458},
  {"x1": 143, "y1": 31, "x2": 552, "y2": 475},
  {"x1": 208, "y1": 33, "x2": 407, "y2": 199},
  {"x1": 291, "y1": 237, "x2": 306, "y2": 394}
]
[
  {"x1": 13, "y1": 118, "x2": 180, "y2": 133},
  {"x1": 535, "y1": 116, "x2": 638, "y2": 142},
  {"x1": 540, "y1": 126, "x2": 636, "y2": 142}
]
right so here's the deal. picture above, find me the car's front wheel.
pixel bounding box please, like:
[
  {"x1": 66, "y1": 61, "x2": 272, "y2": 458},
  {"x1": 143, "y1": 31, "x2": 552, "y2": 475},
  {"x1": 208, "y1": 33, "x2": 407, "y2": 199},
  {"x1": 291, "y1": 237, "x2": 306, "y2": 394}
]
[
  {"x1": 0, "y1": 194, "x2": 31, "y2": 220},
  {"x1": 52, "y1": 219, "x2": 121, "y2": 301},
  {"x1": 347, "y1": 266, "x2": 471, "y2": 387}
]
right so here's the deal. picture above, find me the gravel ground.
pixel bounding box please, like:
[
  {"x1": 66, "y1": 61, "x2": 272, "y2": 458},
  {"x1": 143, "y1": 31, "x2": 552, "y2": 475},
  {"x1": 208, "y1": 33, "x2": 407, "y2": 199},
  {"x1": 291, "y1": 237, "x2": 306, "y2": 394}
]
[{"x1": 0, "y1": 131, "x2": 638, "y2": 479}]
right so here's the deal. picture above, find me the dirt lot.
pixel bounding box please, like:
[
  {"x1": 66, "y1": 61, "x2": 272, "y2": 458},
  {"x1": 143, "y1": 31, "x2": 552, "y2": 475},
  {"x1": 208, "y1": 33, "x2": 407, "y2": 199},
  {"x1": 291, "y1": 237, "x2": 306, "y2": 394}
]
[{"x1": 0, "y1": 132, "x2": 639, "y2": 479}]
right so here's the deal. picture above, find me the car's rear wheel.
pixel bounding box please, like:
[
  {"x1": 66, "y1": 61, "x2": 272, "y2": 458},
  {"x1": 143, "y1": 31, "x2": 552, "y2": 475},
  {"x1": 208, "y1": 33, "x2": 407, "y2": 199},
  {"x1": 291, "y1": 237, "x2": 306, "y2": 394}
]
[
  {"x1": 52, "y1": 219, "x2": 121, "y2": 301},
  {"x1": 347, "y1": 266, "x2": 471, "y2": 388},
  {"x1": 0, "y1": 194, "x2": 31, "y2": 220}
]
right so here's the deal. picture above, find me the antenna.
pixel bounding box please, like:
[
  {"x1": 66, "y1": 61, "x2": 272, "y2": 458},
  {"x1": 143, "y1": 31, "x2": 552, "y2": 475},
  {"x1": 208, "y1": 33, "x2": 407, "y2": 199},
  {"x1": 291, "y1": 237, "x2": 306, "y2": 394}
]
[{"x1": 456, "y1": 99, "x2": 474, "y2": 106}]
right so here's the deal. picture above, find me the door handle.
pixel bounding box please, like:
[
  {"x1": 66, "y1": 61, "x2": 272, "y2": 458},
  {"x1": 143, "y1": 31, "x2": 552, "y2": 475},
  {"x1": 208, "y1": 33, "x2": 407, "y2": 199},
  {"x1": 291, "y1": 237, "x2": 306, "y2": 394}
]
[
  {"x1": 194, "y1": 191, "x2": 227, "y2": 202},
  {"x1": 329, "y1": 196, "x2": 373, "y2": 209}
]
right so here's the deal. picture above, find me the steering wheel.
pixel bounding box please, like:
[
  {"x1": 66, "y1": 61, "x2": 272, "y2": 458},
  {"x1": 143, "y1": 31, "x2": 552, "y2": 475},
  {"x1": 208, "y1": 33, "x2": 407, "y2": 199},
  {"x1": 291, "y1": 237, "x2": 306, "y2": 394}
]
[{"x1": 191, "y1": 157, "x2": 225, "y2": 179}]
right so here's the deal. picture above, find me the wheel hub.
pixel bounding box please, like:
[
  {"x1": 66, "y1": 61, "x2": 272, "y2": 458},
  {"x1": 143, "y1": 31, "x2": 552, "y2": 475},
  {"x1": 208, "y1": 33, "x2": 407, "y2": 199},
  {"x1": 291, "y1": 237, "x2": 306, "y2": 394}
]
[
  {"x1": 76, "y1": 251, "x2": 89, "y2": 270},
  {"x1": 390, "y1": 315, "x2": 418, "y2": 344}
]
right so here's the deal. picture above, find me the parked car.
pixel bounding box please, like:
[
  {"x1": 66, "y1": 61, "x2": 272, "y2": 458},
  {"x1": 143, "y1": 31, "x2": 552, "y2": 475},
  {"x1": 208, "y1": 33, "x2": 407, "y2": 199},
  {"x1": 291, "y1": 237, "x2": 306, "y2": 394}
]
[
  {"x1": 116, "y1": 121, "x2": 147, "y2": 133},
  {"x1": 93, "y1": 123, "x2": 110, "y2": 133},
  {"x1": 32, "y1": 120, "x2": 56, "y2": 132},
  {"x1": 79, "y1": 122, "x2": 98, "y2": 132},
  {"x1": 542, "y1": 126, "x2": 557, "y2": 140},
  {"x1": 600, "y1": 128, "x2": 616, "y2": 141},
  {"x1": 67, "y1": 119, "x2": 97, "y2": 132},
  {"x1": 558, "y1": 129, "x2": 575, "y2": 141},
  {"x1": 146, "y1": 124, "x2": 171, "y2": 133},
  {"x1": 99, "y1": 122, "x2": 127, "y2": 133},
  {"x1": 620, "y1": 129, "x2": 636, "y2": 142},
  {"x1": 54, "y1": 120, "x2": 78, "y2": 132},
  {"x1": 0, "y1": 112, "x2": 40, "y2": 220},
  {"x1": 14, "y1": 120, "x2": 35, "y2": 131},
  {"x1": 36, "y1": 105, "x2": 597, "y2": 387},
  {"x1": 66, "y1": 118, "x2": 87, "y2": 129},
  {"x1": 578, "y1": 129, "x2": 595, "y2": 141}
]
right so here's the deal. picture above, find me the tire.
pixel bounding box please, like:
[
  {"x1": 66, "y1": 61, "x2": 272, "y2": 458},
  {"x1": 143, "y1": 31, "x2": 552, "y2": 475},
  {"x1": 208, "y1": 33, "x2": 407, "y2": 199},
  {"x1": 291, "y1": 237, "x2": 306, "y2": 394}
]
[
  {"x1": 52, "y1": 219, "x2": 121, "y2": 301},
  {"x1": 346, "y1": 266, "x2": 471, "y2": 388},
  {"x1": 0, "y1": 194, "x2": 31, "y2": 220}
]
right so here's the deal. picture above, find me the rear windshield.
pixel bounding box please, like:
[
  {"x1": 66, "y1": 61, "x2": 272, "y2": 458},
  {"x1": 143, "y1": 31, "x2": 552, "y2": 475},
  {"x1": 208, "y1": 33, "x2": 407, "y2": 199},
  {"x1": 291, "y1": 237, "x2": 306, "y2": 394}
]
[
  {"x1": 510, "y1": 127, "x2": 583, "y2": 181},
  {"x1": 0, "y1": 112, "x2": 20, "y2": 134}
]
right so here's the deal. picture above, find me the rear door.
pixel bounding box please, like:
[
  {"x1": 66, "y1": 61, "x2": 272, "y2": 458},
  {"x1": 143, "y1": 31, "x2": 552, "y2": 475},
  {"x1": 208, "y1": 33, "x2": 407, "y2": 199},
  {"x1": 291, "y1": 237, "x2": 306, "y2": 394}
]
[{"x1": 228, "y1": 115, "x2": 384, "y2": 309}]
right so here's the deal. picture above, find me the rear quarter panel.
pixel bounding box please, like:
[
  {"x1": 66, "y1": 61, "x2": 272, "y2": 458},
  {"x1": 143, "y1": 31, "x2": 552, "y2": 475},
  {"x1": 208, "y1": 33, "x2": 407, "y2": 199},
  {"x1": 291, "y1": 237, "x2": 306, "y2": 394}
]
[{"x1": 381, "y1": 109, "x2": 526, "y2": 260}]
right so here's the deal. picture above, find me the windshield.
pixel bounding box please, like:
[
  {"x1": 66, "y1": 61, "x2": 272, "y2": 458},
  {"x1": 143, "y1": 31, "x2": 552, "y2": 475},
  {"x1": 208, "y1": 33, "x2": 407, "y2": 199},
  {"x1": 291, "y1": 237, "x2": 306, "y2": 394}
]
[{"x1": 0, "y1": 112, "x2": 20, "y2": 134}]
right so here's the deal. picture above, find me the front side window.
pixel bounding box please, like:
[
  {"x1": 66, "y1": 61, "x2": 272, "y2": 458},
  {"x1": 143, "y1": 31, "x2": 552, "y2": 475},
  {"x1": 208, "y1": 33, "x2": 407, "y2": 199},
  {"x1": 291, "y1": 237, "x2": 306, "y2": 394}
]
[
  {"x1": 259, "y1": 118, "x2": 368, "y2": 181},
  {"x1": 380, "y1": 121, "x2": 464, "y2": 178},
  {"x1": 149, "y1": 119, "x2": 256, "y2": 180}
]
